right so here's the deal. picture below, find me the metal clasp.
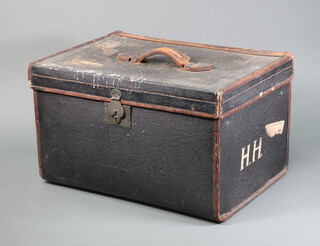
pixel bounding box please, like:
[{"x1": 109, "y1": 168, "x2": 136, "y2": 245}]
[{"x1": 105, "y1": 89, "x2": 131, "y2": 128}]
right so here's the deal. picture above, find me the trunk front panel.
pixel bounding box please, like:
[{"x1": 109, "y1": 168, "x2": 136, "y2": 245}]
[{"x1": 36, "y1": 91, "x2": 215, "y2": 219}]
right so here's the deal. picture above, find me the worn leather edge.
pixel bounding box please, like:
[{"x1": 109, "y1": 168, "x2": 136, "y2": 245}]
[
  {"x1": 221, "y1": 77, "x2": 293, "y2": 119},
  {"x1": 120, "y1": 100, "x2": 217, "y2": 118},
  {"x1": 223, "y1": 64, "x2": 292, "y2": 103},
  {"x1": 29, "y1": 84, "x2": 218, "y2": 119},
  {"x1": 213, "y1": 119, "x2": 222, "y2": 222},
  {"x1": 33, "y1": 91, "x2": 43, "y2": 178},
  {"x1": 30, "y1": 73, "x2": 216, "y2": 105},
  {"x1": 115, "y1": 31, "x2": 291, "y2": 57},
  {"x1": 221, "y1": 56, "x2": 293, "y2": 94},
  {"x1": 27, "y1": 30, "x2": 122, "y2": 81},
  {"x1": 284, "y1": 63, "x2": 293, "y2": 186},
  {"x1": 218, "y1": 166, "x2": 288, "y2": 222}
]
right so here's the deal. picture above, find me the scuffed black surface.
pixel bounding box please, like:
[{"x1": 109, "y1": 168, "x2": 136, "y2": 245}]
[
  {"x1": 32, "y1": 35, "x2": 280, "y2": 92},
  {"x1": 31, "y1": 75, "x2": 217, "y2": 115},
  {"x1": 37, "y1": 91, "x2": 215, "y2": 220}
]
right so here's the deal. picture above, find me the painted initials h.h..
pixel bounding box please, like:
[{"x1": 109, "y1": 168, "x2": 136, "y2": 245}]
[{"x1": 240, "y1": 137, "x2": 263, "y2": 171}]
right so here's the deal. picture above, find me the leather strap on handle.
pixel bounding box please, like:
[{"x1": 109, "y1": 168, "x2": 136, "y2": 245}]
[{"x1": 117, "y1": 47, "x2": 213, "y2": 72}]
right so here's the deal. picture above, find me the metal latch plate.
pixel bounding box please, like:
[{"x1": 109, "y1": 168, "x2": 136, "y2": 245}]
[
  {"x1": 104, "y1": 89, "x2": 131, "y2": 128},
  {"x1": 105, "y1": 103, "x2": 131, "y2": 128}
]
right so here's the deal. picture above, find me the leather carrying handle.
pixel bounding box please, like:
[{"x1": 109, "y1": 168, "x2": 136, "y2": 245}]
[
  {"x1": 136, "y1": 48, "x2": 191, "y2": 67},
  {"x1": 117, "y1": 47, "x2": 213, "y2": 72}
]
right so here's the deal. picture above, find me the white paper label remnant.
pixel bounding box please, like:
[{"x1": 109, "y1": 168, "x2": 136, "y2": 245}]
[{"x1": 265, "y1": 120, "x2": 285, "y2": 137}]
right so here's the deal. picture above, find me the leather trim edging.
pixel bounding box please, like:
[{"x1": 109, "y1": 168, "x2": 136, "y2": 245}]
[
  {"x1": 221, "y1": 77, "x2": 292, "y2": 119},
  {"x1": 31, "y1": 73, "x2": 215, "y2": 105},
  {"x1": 221, "y1": 56, "x2": 293, "y2": 94},
  {"x1": 115, "y1": 31, "x2": 291, "y2": 57},
  {"x1": 219, "y1": 166, "x2": 288, "y2": 221},
  {"x1": 213, "y1": 119, "x2": 222, "y2": 222},
  {"x1": 29, "y1": 84, "x2": 218, "y2": 119},
  {"x1": 33, "y1": 91, "x2": 43, "y2": 178},
  {"x1": 223, "y1": 65, "x2": 292, "y2": 104}
]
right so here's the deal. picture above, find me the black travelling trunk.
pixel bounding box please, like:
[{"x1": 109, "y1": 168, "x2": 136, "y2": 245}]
[{"x1": 28, "y1": 31, "x2": 293, "y2": 222}]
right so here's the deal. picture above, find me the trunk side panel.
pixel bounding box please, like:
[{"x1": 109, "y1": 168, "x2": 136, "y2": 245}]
[{"x1": 220, "y1": 83, "x2": 290, "y2": 215}]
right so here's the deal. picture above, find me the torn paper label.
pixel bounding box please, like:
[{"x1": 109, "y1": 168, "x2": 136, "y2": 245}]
[
  {"x1": 265, "y1": 120, "x2": 285, "y2": 137},
  {"x1": 67, "y1": 59, "x2": 103, "y2": 67}
]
